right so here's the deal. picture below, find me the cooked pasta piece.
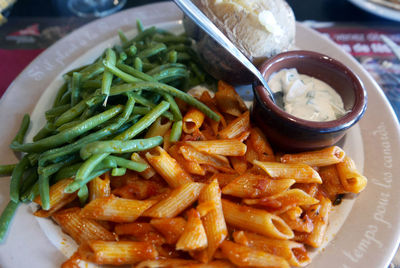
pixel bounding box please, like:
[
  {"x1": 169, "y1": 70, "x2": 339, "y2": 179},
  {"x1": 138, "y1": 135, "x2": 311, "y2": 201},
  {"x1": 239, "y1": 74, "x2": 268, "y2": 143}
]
[
  {"x1": 229, "y1": 156, "x2": 248, "y2": 174},
  {"x1": 207, "y1": 173, "x2": 238, "y2": 188},
  {"x1": 136, "y1": 259, "x2": 198, "y2": 268},
  {"x1": 145, "y1": 117, "x2": 172, "y2": 138},
  {"x1": 218, "y1": 111, "x2": 250, "y2": 139},
  {"x1": 336, "y1": 156, "x2": 367, "y2": 193},
  {"x1": 248, "y1": 127, "x2": 274, "y2": 159},
  {"x1": 52, "y1": 207, "x2": 115, "y2": 244},
  {"x1": 34, "y1": 178, "x2": 77, "y2": 210},
  {"x1": 169, "y1": 144, "x2": 206, "y2": 175},
  {"x1": 280, "y1": 207, "x2": 314, "y2": 233},
  {"x1": 221, "y1": 172, "x2": 295, "y2": 198},
  {"x1": 179, "y1": 145, "x2": 233, "y2": 173},
  {"x1": 87, "y1": 240, "x2": 158, "y2": 265},
  {"x1": 221, "y1": 199, "x2": 294, "y2": 239},
  {"x1": 81, "y1": 195, "x2": 157, "y2": 222},
  {"x1": 114, "y1": 222, "x2": 165, "y2": 245},
  {"x1": 281, "y1": 146, "x2": 345, "y2": 166},
  {"x1": 253, "y1": 160, "x2": 322, "y2": 184},
  {"x1": 220, "y1": 240, "x2": 289, "y2": 268},
  {"x1": 150, "y1": 217, "x2": 187, "y2": 244},
  {"x1": 183, "y1": 108, "x2": 205, "y2": 134},
  {"x1": 89, "y1": 176, "x2": 111, "y2": 201},
  {"x1": 143, "y1": 182, "x2": 204, "y2": 218},
  {"x1": 185, "y1": 140, "x2": 247, "y2": 157},
  {"x1": 319, "y1": 165, "x2": 346, "y2": 200},
  {"x1": 130, "y1": 153, "x2": 156, "y2": 180},
  {"x1": 146, "y1": 146, "x2": 193, "y2": 187},
  {"x1": 198, "y1": 179, "x2": 227, "y2": 261},
  {"x1": 176, "y1": 209, "x2": 208, "y2": 251},
  {"x1": 233, "y1": 231, "x2": 311, "y2": 267},
  {"x1": 243, "y1": 189, "x2": 320, "y2": 213},
  {"x1": 215, "y1": 80, "x2": 247, "y2": 117}
]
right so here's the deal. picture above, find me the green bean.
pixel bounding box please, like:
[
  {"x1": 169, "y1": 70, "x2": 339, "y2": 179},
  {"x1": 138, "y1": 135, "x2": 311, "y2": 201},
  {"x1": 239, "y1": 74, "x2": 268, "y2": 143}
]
[
  {"x1": 137, "y1": 43, "x2": 167, "y2": 59},
  {"x1": 65, "y1": 64, "x2": 90, "y2": 77},
  {"x1": 0, "y1": 164, "x2": 16, "y2": 177},
  {"x1": 130, "y1": 26, "x2": 156, "y2": 44},
  {"x1": 0, "y1": 200, "x2": 19, "y2": 243},
  {"x1": 12, "y1": 114, "x2": 30, "y2": 144},
  {"x1": 82, "y1": 80, "x2": 102, "y2": 90},
  {"x1": 111, "y1": 167, "x2": 126, "y2": 176},
  {"x1": 162, "y1": 93, "x2": 182, "y2": 121},
  {"x1": 126, "y1": 45, "x2": 137, "y2": 57},
  {"x1": 103, "y1": 59, "x2": 142, "y2": 83},
  {"x1": 39, "y1": 96, "x2": 135, "y2": 166},
  {"x1": 20, "y1": 182, "x2": 39, "y2": 202},
  {"x1": 33, "y1": 123, "x2": 57, "y2": 142},
  {"x1": 9, "y1": 155, "x2": 30, "y2": 203},
  {"x1": 38, "y1": 174, "x2": 51, "y2": 210},
  {"x1": 190, "y1": 62, "x2": 206, "y2": 83},
  {"x1": 20, "y1": 169, "x2": 38, "y2": 195},
  {"x1": 27, "y1": 153, "x2": 40, "y2": 166},
  {"x1": 70, "y1": 72, "x2": 82, "y2": 106},
  {"x1": 109, "y1": 82, "x2": 220, "y2": 121},
  {"x1": 53, "y1": 162, "x2": 83, "y2": 181},
  {"x1": 45, "y1": 104, "x2": 70, "y2": 122},
  {"x1": 58, "y1": 89, "x2": 72, "y2": 106},
  {"x1": 153, "y1": 35, "x2": 191, "y2": 44},
  {"x1": 136, "y1": 19, "x2": 144, "y2": 33},
  {"x1": 106, "y1": 155, "x2": 147, "y2": 172},
  {"x1": 80, "y1": 61, "x2": 104, "y2": 82},
  {"x1": 114, "y1": 101, "x2": 170, "y2": 140},
  {"x1": 170, "y1": 120, "x2": 183, "y2": 142},
  {"x1": 80, "y1": 136, "x2": 163, "y2": 160},
  {"x1": 154, "y1": 68, "x2": 188, "y2": 83},
  {"x1": 78, "y1": 184, "x2": 89, "y2": 205},
  {"x1": 52, "y1": 82, "x2": 68, "y2": 108},
  {"x1": 166, "y1": 44, "x2": 191, "y2": 53},
  {"x1": 146, "y1": 63, "x2": 185, "y2": 76},
  {"x1": 54, "y1": 99, "x2": 87, "y2": 127},
  {"x1": 116, "y1": 62, "x2": 155, "y2": 82},
  {"x1": 85, "y1": 94, "x2": 105, "y2": 108},
  {"x1": 102, "y1": 48, "x2": 117, "y2": 106},
  {"x1": 38, "y1": 154, "x2": 78, "y2": 176},
  {"x1": 167, "y1": 50, "x2": 178, "y2": 63},
  {"x1": 125, "y1": 93, "x2": 173, "y2": 121},
  {"x1": 118, "y1": 52, "x2": 127, "y2": 63},
  {"x1": 135, "y1": 59, "x2": 144, "y2": 73},
  {"x1": 11, "y1": 105, "x2": 124, "y2": 153},
  {"x1": 56, "y1": 119, "x2": 83, "y2": 132},
  {"x1": 118, "y1": 30, "x2": 129, "y2": 47}
]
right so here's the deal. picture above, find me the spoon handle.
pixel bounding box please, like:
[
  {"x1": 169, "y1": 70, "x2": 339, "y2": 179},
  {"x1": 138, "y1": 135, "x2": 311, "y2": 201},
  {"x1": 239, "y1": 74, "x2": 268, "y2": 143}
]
[{"x1": 173, "y1": 0, "x2": 275, "y2": 102}]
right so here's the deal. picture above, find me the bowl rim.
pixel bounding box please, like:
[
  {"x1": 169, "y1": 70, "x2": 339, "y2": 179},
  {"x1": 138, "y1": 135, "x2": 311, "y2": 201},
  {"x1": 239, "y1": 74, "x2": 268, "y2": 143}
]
[{"x1": 253, "y1": 50, "x2": 368, "y2": 132}]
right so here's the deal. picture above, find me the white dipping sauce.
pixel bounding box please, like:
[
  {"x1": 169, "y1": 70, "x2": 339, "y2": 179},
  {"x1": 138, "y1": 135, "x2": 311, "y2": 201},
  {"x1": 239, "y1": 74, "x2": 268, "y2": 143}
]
[{"x1": 268, "y1": 68, "x2": 347, "y2": 122}]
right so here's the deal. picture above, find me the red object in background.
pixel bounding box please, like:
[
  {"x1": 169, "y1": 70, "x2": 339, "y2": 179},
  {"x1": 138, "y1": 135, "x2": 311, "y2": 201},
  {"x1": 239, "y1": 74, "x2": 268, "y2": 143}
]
[{"x1": 0, "y1": 49, "x2": 44, "y2": 98}]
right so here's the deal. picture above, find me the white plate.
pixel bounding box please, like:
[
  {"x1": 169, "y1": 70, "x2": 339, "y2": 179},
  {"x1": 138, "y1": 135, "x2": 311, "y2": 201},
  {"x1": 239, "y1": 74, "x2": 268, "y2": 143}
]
[
  {"x1": 348, "y1": 0, "x2": 400, "y2": 22},
  {"x1": 0, "y1": 2, "x2": 400, "y2": 268}
]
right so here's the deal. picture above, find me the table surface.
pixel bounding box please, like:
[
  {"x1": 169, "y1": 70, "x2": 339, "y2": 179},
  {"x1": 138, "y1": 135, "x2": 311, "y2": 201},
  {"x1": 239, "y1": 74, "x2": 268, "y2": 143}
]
[{"x1": 1, "y1": 0, "x2": 400, "y2": 267}]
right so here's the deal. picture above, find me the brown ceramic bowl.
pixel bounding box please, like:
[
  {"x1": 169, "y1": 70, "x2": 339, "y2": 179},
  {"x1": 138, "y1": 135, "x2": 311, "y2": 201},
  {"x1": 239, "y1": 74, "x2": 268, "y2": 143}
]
[{"x1": 252, "y1": 50, "x2": 367, "y2": 152}]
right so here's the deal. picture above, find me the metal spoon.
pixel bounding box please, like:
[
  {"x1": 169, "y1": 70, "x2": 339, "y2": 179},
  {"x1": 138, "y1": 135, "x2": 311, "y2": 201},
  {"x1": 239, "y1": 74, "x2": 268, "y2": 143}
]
[{"x1": 173, "y1": 0, "x2": 276, "y2": 103}]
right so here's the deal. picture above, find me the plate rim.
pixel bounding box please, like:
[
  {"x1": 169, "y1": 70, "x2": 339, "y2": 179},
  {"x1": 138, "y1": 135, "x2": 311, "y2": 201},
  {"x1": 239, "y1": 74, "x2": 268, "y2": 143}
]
[
  {"x1": 0, "y1": 2, "x2": 400, "y2": 268},
  {"x1": 348, "y1": 0, "x2": 400, "y2": 22}
]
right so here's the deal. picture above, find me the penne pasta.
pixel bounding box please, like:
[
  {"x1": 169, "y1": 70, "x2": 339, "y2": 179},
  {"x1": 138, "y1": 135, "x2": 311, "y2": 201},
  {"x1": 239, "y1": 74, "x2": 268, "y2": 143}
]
[
  {"x1": 207, "y1": 173, "x2": 238, "y2": 188},
  {"x1": 280, "y1": 207, "x2": 314, "y2": 233},
  {"x1": 136, "y1": 259, "x2": 198, "y2": 268},
  {"x1": 150, "y1": 217, "x2": 187, "y2": 244},
  {"x1": 243, "y1": 189, "x2": 320, "y2": 213},
  {"x1": 221, "y1": 172, "x2": 295, "y2": 198},
  {"x1": 233, "y1": 230, "x2": 311, "y2": 267},
  {"x1": 198, "y1": 179, "x2": 227, "y2": 261},
  {"x1": 81, "y1": 195, "x2": 157, "y2": 222},
  {"x1": 215, "y1": 80, "x2": 247, "y2": 117},
  {"x1": 248, "y1": 127, "x2": 275, "y2": 159},
  {"x1": 145, "y1": 117, "x2": 172, "y2": 138},
  {"x1": 220, "y1": 240, "x2": 289, "y2": 268},
  {"x1": 87, "y1": 240, "x2": 158, "y2": 265},
  {"x1": 221, "y1": 199, "x2": 294, "y2": 239},
  {"x1": 183, "y1": 107, "x2": 206, "y2": 134},
  {"x1": 319, "y1": 164, "x2": 346, "y2": 200},
  {"x1": 218, "y1": 111, "x2": 250, "y2": 139},
  {"x1": 176, "y1": 209, "x2": 208, "y2": 251},
  {"x1": 169, "y1": 144, "x2": 206, "y2": 176},
  {"x1": 253, "y1": 160, "x2": 322, "y2": 184},
  {"x1": 146, "y1": 146, "x2": 193, "y2": 188},
  {"x1": 89, "y1": 176, "x2": 111, "y2": 201},
  {"x1": 336, "y1": 156, "x2": 367, "y2": 193},
  {"x1": 34, "y1": 178, "x2": 77, "y2": 211},
  {"x1": 114, "y1": 222, "x2": 165, "y2": 245},
  {"x1": 52, "y1": 207, "x2": 115, "y2": 244},
  {"x1": 281, "y1": 146, "x2": 345, "y2": 167},
  {"x1": 131, "y1": 152, "x2": 156, "y2": 179},
  {"x1": 229, "y1": 156, "x2": 248, "y2": 174},
  {"x1": 143, "y1": 182, "x2": 205, "y2": 218},
  {"x1": 185, "y1": 140, "x2": 247, "y2": 157}
]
